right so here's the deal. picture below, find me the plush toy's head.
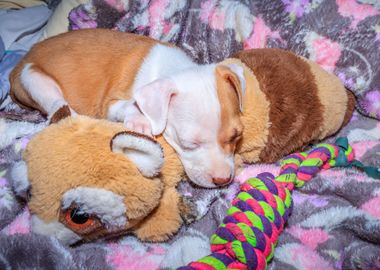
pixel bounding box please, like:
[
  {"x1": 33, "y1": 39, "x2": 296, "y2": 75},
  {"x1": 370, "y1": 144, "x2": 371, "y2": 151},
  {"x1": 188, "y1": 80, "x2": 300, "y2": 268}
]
[{"x1": 12, "y1": 116, "x2": 165, "y2": 245}]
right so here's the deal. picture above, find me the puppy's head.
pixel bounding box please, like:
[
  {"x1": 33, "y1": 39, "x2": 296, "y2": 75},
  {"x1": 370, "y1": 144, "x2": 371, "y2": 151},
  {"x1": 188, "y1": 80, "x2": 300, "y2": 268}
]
[{"x1": 134, "y1": 64, "x2": 245, "y2": 188}]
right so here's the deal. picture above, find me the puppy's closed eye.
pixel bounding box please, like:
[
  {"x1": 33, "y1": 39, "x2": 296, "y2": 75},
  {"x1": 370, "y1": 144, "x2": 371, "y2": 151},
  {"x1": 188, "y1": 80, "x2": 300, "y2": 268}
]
[{"x1": 180, "y1": 140, "x2": 201, "y2": 151}]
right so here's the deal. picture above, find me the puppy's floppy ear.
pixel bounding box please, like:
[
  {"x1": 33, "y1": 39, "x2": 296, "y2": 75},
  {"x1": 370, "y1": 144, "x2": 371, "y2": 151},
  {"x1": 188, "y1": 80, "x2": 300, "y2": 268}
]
[
  {"x1": 133, "y1": 79, "x2": 177, "y2": 135},
  {"x1": 216, "y1": 64, "x2": 246, "y2": 112},
  {"x1": 111, "y1": 131, "x2": 164, "y2": 177}
]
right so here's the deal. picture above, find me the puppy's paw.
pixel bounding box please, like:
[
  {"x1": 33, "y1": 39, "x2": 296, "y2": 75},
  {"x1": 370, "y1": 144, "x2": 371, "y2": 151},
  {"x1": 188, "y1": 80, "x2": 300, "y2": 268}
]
[
  {"x1": 179, "y1": 196, "x2": 199, "y2": 225},
  {"x1": 124, "y1": 115, "x2": 153, "y2": 137}
]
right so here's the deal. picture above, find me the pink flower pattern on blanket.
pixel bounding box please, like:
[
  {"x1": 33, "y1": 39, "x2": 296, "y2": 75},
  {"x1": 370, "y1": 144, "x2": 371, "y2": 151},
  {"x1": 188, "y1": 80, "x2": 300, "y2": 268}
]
[
  {"x1": 352, "y1": 141, "x2": 379, "y2": 159},
  {"x1": 243, "y1": 17, "x2": 282, "y2": 49},
  {"x1": 106, "y1": 242, "x2": 167, "y2": 270},
  {"x1": 4, "y1": 208, "x2": 30, "y2": 235},
  {"x1": 361, "y1": 196, "x2": 380, "y2": 219},
  {"x1": 336, "y1": 0, "x2": 379, "y2": 28},
  {"x1": 305, "y1": 32, "x2": 342, "y2": 73},
  {"x1": 200, "y1": 0, "x2": 225, "y2": 31},
  {"x1": 288, "y1": 226, "x2": 330, "y2": 250},
  {"x1": 148, "y1": 0, "x2": 171, "y2": 38},
  {"x1": 286, "y1": 244, "x2": 334, "y2": 270},
  {"x1": 234, "y1": 163, "x2": 279, "y2": 184}
]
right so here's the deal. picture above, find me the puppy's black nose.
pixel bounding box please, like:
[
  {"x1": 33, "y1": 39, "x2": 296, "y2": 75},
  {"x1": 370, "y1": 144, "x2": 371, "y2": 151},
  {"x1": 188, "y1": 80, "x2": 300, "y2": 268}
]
[{"x1": 212, "y1": 177, "x2": 232, "y2": 186}]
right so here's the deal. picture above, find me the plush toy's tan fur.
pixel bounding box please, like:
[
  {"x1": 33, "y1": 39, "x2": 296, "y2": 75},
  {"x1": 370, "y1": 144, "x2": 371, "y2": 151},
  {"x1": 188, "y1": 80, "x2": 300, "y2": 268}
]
[
  {"x1": 24, "y1": 116, "x2": 188, "y2": 242},
  {"x1": 134, "y1": 135, "x2": 186, "y2": 241},
  {"x1": 222, "y1": 48, "x2": 355, "y2": 164}
]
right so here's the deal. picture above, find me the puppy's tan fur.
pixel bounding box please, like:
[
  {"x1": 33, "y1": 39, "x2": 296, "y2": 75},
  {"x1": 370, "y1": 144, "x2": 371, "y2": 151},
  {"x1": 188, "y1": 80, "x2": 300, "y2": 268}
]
[{"x1": 10, "y1": 29, "x2": 158, "y2": 117}]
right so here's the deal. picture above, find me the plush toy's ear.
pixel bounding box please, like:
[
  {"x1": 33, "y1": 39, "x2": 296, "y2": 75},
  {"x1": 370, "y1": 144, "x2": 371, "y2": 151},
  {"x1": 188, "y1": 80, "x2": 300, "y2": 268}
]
[
  {"x1": 133, "y1": 79, "x2": 177, "y2": 136},
  {"x1": 216, "y1": 64, "x2": 246, "y2": 112},
  {"x1": 111, "y1": 131, "x2": 164, "y2": 177}
]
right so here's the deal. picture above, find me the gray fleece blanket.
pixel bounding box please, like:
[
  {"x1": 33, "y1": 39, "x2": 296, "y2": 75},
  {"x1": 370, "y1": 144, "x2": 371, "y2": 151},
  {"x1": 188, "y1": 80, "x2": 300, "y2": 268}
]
[
  {"x1": 1, "y1": 1, "x2": 380, "y2": 269},
  {"x1": 1, "y1": 105, "x2": 380, "y2": 270}
]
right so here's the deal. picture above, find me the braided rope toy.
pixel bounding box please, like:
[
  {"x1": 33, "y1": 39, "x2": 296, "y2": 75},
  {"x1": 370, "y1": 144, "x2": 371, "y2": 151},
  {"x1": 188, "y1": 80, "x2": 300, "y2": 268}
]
[{"x1": 178, "y1": 138, "x2": 380, "y2": 270}]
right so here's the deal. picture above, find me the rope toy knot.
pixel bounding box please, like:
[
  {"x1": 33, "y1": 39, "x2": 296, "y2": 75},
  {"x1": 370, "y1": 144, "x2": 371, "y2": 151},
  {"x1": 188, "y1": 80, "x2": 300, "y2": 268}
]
[
  {"x1": 209, "y1": 173, "x2": 292, "y2": 270},
  {"x1": 276, "y1": 137, "x2": 355, "y2": 189}
]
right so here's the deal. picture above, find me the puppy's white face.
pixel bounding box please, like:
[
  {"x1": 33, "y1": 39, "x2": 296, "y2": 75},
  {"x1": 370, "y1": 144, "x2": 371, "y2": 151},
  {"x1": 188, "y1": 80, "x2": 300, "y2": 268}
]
[{"x1": 134, "y1": 64, "x2": 245, "y2": 188}]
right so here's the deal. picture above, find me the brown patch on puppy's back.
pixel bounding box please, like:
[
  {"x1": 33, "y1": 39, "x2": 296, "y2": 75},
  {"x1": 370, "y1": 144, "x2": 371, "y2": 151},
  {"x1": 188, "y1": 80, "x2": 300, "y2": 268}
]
[{"x1": 233, "y1": 49, "x2": 324, "y2": 162}]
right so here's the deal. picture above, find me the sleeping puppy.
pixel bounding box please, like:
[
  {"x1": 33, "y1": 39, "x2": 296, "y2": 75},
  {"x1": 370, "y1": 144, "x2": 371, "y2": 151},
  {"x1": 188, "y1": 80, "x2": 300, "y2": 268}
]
[
  {"x1": 9, "y1": 29, "x2": 245, "y2": 188},
  {"x1": 9, "y1": 29, "x2": 354, "y2": 188}
]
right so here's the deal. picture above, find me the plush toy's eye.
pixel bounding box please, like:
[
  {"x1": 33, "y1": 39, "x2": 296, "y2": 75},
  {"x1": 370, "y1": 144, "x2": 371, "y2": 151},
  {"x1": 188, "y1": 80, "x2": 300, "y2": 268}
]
[
  {"x1": 70, "y1": 208, "x2": 89, "y2": 224},
  {"x1": 65, "y1": 207, "x2": 94, "y2": 229},
  {"x1": 59, "y1": 205, "x2": 105, "y2": 239}
]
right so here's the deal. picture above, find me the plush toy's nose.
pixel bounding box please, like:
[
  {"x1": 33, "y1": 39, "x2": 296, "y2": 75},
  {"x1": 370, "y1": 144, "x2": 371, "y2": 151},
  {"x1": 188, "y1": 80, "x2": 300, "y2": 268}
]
[{"x1": 212, "y1": 176, "x2": 232, "y2": 186}]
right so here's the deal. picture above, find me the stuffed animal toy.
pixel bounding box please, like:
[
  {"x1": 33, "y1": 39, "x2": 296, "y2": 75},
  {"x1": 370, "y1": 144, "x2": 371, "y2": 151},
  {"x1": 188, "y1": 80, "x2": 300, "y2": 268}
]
[
  {"x1": 11, "y1": 115, "x2": 195, "y2": 245},
  {"x1": 220, "y1": 48, "x2": 356, "y2": 165}
]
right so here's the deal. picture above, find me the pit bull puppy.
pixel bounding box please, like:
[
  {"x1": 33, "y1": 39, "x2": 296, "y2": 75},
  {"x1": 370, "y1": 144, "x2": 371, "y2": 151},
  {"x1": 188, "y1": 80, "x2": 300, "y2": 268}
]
[{"x1": 9, "y1": 29, "x2": 354, "y2": 188}]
